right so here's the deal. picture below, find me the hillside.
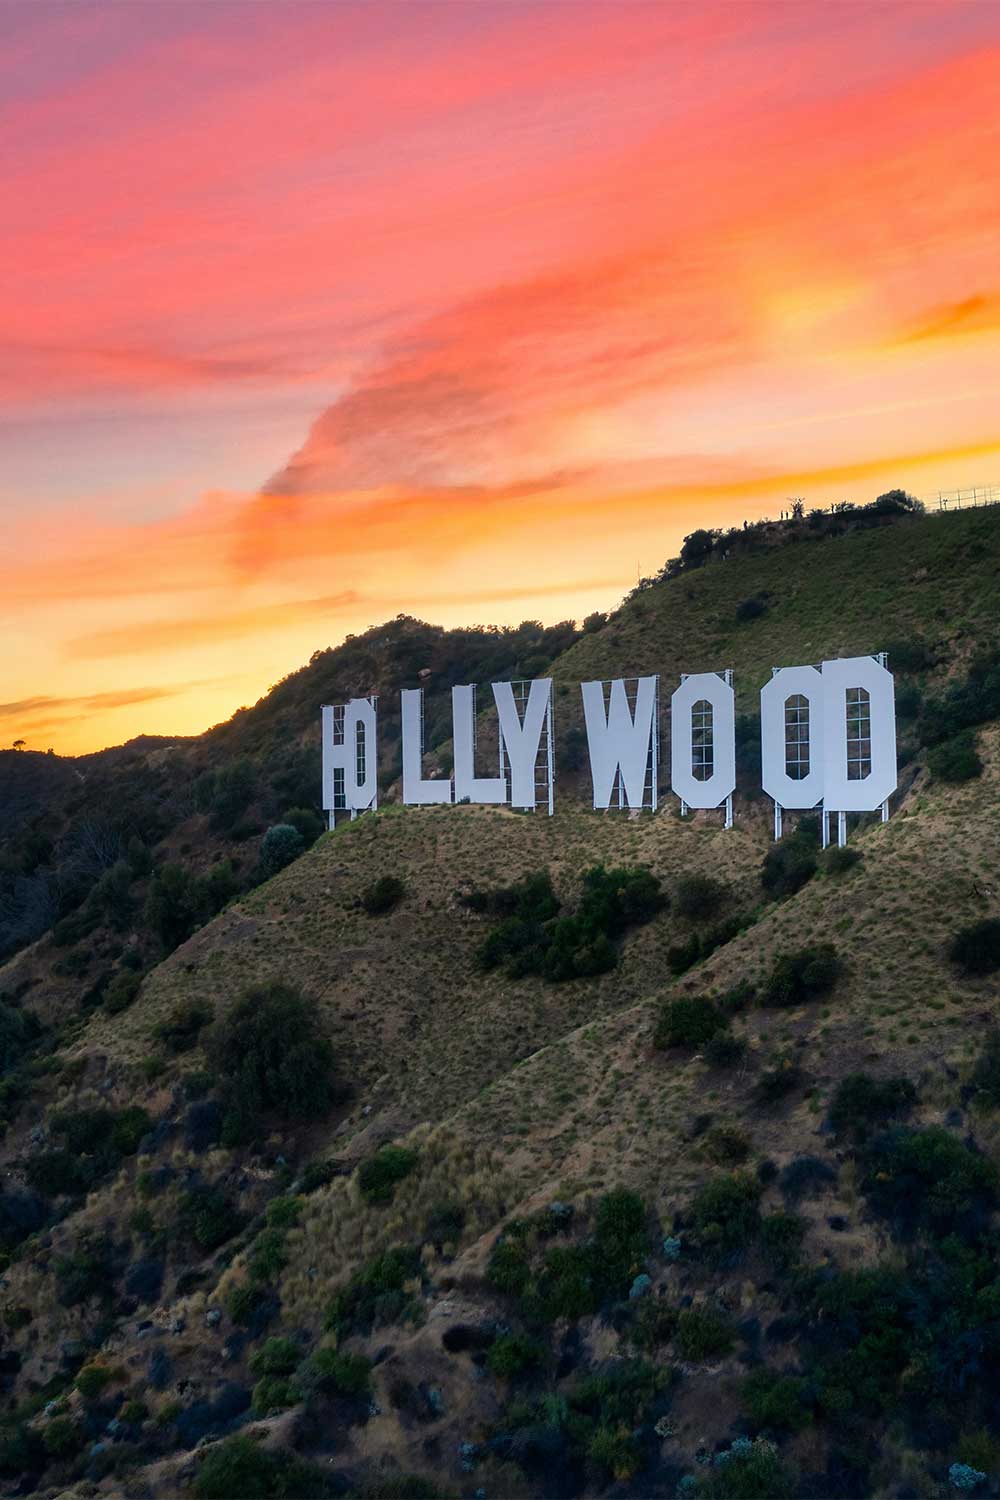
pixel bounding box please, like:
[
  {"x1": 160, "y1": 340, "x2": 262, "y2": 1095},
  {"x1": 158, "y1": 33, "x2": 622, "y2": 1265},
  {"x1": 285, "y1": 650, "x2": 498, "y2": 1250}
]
[{"x1": 0, "y1": 502, "x2": 999, "y2": 1500}]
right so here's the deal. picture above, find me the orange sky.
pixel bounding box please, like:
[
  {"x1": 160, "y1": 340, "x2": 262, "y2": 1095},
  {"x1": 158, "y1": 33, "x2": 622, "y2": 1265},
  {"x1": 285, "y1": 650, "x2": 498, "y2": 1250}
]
[{"x1": 4, "y1": 0, "x2": 1000, "y2": 754}]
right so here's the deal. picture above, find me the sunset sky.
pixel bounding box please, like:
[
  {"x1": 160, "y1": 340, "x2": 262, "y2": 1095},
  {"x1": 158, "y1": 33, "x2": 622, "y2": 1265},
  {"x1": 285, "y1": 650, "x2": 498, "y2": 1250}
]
[{"x1": 5, "y1": 0, "x2": 1000, "y2": 754}]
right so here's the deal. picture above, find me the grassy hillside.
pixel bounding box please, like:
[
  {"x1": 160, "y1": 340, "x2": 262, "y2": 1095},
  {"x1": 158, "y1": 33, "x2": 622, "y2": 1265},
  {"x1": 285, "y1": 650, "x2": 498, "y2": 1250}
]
[{"x1": 0, "y1": 504, "x2": 998, "y2": 1500}]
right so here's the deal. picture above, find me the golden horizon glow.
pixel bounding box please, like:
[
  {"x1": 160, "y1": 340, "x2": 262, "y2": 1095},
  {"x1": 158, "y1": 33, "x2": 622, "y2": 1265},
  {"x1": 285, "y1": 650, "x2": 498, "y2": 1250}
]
[{"x1": 4, "y1": 2, "x2": 1000, "y2": 754}]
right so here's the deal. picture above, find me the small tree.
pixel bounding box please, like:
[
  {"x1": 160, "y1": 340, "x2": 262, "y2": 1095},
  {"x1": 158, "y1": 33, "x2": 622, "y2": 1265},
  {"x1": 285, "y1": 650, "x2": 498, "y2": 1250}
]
[
  {"x1": 257, "y1": 823, "x2": 304, "y2": 880},
  {"x1": 210, "y1": 982, "x2": 338, "y2": 1144}
]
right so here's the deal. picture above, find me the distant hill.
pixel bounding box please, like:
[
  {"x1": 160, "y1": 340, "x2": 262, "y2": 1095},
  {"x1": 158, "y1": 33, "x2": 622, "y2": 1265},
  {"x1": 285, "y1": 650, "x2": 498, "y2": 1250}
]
[{"x1": 0, "y1": 500, "x2": 998, "y2": 1499}]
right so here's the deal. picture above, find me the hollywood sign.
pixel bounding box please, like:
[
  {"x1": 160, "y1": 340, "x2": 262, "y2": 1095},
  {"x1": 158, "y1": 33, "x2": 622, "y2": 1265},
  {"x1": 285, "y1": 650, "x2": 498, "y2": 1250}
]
[{"x1": 322, "y1": 654, "x2": 897, "y2": 847}]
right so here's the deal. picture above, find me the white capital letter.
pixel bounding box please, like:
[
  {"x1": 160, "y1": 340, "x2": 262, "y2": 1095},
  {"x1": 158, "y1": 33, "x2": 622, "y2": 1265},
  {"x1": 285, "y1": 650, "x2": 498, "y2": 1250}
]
[
  {"x1": 494, "y1": 679, "x2": 552, "y2": 809},
  {"x1": 821, "y1": 655, "x2": 897, "y2": 812},
  {"x1": 452, "y1": 685, "x2": 505, "y2": 804},
  {"x1": 581, "y1": 676, "x2": 657, "y2": 809},
  {"x1": 322, "y1": 698, "x2": 378, "y2": 812},
  {"x1": 401, "y1": 689, "x2": 450, "y2": 805},
  {"x1": 761, "y1": 666, "x2": 825, "y2": 810},
  {"x1": 670, "y1": 672, "x2": 736, "y2": 809}
]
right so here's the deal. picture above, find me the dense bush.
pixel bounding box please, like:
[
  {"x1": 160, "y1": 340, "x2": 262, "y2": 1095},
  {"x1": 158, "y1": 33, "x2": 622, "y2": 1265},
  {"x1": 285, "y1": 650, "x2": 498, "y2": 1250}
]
[
  {"x1": 674, "y1": 873, "x2": 727, "y2": 921},
  {"x1": 921, "y1": 646, "x2": 1000, "y2": 748},
  {"x1": 194, "y1": 1436, "x2": 327, "y2": 1500},
  {"x1": 326, "y1": 1245, "x2": 425, "y2": 1336},
  {"x1": 668, "y1": 914, "x2": 746, "y2": 976},
  {"x1": 488, "y1": 1190, "x2": 649, "y2": 1323},
  {"x1": 860, "y1": 1127, "x2": 998, "y2": 1241},
  {"x1": 304, "y1": 1346, "x2": 372, "y2": 1397},
  {"x1": 249, "y1": 1337, "x2": 301, "y2": 1377},
  {"x1": 675, "y1": 1305, "x2": 734, "y2": 1361},
  {"x1": 828, "y1": 1073, "x2": 916, "y2": 1141},
  {"x1": 762, "y1": 943, "x2": 841, "y2": 1007},
  {"x1": 475, "y1": 865, "x2": 664, "y2": 983},
  {"x1": 759, "y1": 1212, "x2": 806, "y2": 1271},
  {"x1": 103, "y1": 968, "x2": 142, "y2": 1015},
  {"x1": 969, "y1": 1032, "x2": 1000, "y2": 1109},
  {"x1": 654, "y1": 995, "x2": 728, "y2": 1049},
  {"x1": 0, "y1": 1002, "x2": 41, "y2": 1072},
  {"x1": 928, "y1": 731, "x2": 983, "y2": 784},
  {"x1": 154, "y1": 999, "x2": 213, "y2": 1053},
  {"x1": 778, "y1": 1155, "x2": 838, "y2": 1204},
  {"x1": 822, "y1": 846, "x2": 862, "y2": 876},
  {"x1": 487, "y1": 1332, "x2": 544, "y2": 1378},
  {"x1": 689, "y1": 1173, "x2": 761, "y2": 1259},
  {"x1": 760, "y1": 821, "x2": 819, "y2": 900},
  {"x1": 949, "y1": 919, "x2": 1000, "y2": 977},
  {"x1": 735, "y1": 595, "x2": 768, "y2": 623},
  {"x1": 180, "y1": 1186, "x2": 243, "y2": 1251},
  {"x1": 358, "y1": 1145, "x2": 418, "y2": 1204},
  {"x1": 742, "y1": 1367, "x2": 813, "y2": 1432},
  {"x1": 209, "y1": 982, "x2": 338, "y2": 1144},
  {"x1": 361, "y1": 875, "x2": 406, "y2": 916},
  {"x1": 755, "y1": 1057, "x2": 803, "y2": 1106},
  {"x1": 697, "y1": 1437, "x2": 796, "y2": 1499},
  {"x1": 257, "y1": 823, "x2": 304, "y2": 880},
  {"x1": 705, "y1": 1031, "x2": 747, "y2": 1068}
]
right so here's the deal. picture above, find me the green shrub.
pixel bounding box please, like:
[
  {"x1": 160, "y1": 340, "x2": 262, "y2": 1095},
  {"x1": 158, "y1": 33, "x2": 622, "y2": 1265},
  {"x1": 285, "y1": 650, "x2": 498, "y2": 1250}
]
[
  {"x1": 55, "y1": 1233, "x2": 115, "y2": 1306},
  {"x1": 762, "y1": 943, "x2": 841, "y2": 1007},
  {"x1": 154, "y1": 1000, "x2": 213, "y2": 1053},
  {"x1": 969, "y1": 1032, "x2": 1000, "y2": 1108},
  {"x1": 758, "y1": 1212, "x2": 806, "y2": 1271},
  {"x1": 675, "y1": 1305, "x2": 734, "y2": 1361},
  {"x1": 258, "y1": 823, "x2": 305, "y2": 880},
  {"x1": 699, "y1": 1436, "x2": 795, "y2": 1499},
  {"x1": 587, "y1": 1425, "x2": 643, "y2": 1481},
  {"x1": 75, "y1": 1361, "x2": 115, "y2": 1399},
  {"x1": 251, "y1": 1375, "x2": 300, "y2": 1414},
  {"x1": 704, "y1": 1032, "x2": 747, "y2": 1068},
  {"x1": 675, "y1": 874, "x2": 727, "y2": 921},
  {"x1": 928, "y1": 730, "x2": 983, "y2": 784},
  {"x1": 689, "y1": 1173, "x2": 761, "y2": 1257},
  {"x1": 358, "y1": 1145, "x2": 418, "y2": 1204},
  {"x1": 487, "y1": 1332, "x2": 543, "y2": 1378},
  {"x1": 180, "y1": 1186, "x2": 242, "y2": 1251},
  {"x1": 949, "y1": 919, "x2": 1000, "y2": 978},
  {"x1": 248, "y1": 1227, "x2": 289, "y2": 1284},
  {"x1": 210, "y1": 982, "x2": 338, "y2": 1144},
  {"x1": 26, "y1": 1148, "x2": 88, "y2": 1196},
  {"x1": 654, "y1": 995, "x2": 728, "y2": 1049},
  {"x1": 761, "y1": 837, "x2": 817, "y2": 901},
  {"x1": 755, "y1": 1057, "x2": 803, "y2": 1106},
  {"x1": 0, "y1": 1003, "x2": 41, "y2": 1073},
  {"x1": 861, "y1": 1126, "x2": 998, "y2": 1240},
  {"x1": 361, "y1": 875, "x2": 406, "y2": 916},
  {"x1": 828, "y1": 1073, "x2": 916, "y2": 1140},
  {"x1": 326, "y1": 1246, "x2": 424, "y2": 1335},
  {"x1": 111, "y1": 1105, "x2": 151, "y2": 1155},
  {"x1": 704, "y1": 1125, "x2": 751, "y2": 1165},
  {"x1": 249, "y1": 1337, "x2": 301, "y2": 1377},
  {"x1": 145, "y1": 863, "x2": 209, "y2": 954},
  {"x1": 265, "y1": 1195, "x2": 303, "y2": 1229},
  {"x1": 474, "y1": 865, "x2": 663, "y2": 982},
  {"x1": 742, "y1": 1367, "x2": 813, "y2": 1432},
  {"x1": 306, "y1": 1346, "x2": 372, "y2": 1396},
  {"x1": 488, "y1": 1237, "x2": 532, "y2": 1297},
  {"x1": 822, "y1": 846, "x2": 862, "y2": 876},
  {"x1": 462, "y1": 870, "x2": 559, "y2": 920},
  {"x1": 42, "y1": 1415, "x2": 82, "y2": 1458},
  {"x1": 629, "y1": 1296, "x2": 679, "y2": 1350},
  {"x1": 194, "y1": 1436, "x2": 326, "y2": 1500},
  {"x1": 227, "y1": 1283, "x2": 266, "y2": 1327},
  {"x1": 103, "y1": 969, "x2": 142, "y2": 1015}
]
